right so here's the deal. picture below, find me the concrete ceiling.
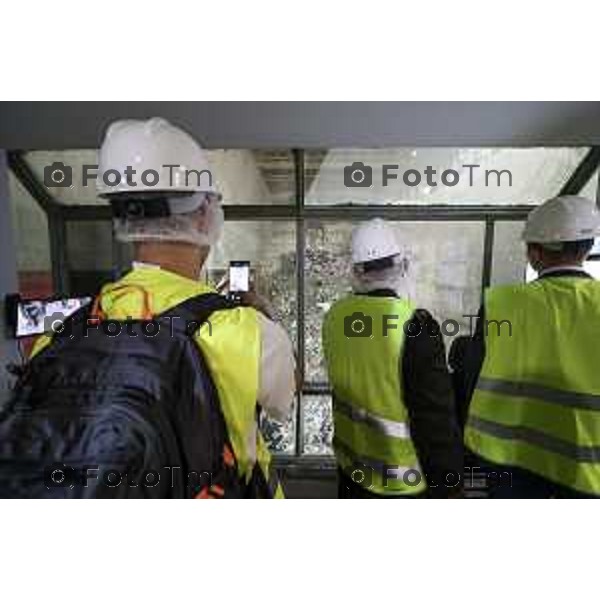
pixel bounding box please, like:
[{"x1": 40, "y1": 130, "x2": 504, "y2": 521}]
[{"x1": 2, "y1": 102, "x2": 600, "y2": 149}]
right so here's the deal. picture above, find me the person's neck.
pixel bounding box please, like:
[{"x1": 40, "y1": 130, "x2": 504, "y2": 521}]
[
  {"x1": 537, "y1": 260, "x2": 584, "y2": 275},
  {"x1": 134, "y1": 242, "x2": 206, "y2": 280}
]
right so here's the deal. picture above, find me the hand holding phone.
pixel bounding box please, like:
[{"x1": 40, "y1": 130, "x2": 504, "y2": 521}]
[
  {"x1": 229, "y1": 261, "x2": 250, "y2": 293},
  {"x1": 222, "y1": 261, "x2": 275, "y2": 319}
]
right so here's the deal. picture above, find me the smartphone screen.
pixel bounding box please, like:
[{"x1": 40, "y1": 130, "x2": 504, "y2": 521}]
[
  {"x1": 15, "y1": 297, "x2": 91, "y2": 338},
  {"x1": 229, "y1": 261, "x2": 250, "y2": 293}
]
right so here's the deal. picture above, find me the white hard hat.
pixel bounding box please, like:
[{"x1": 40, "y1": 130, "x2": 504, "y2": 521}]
[
  {"x1": 523, "y1": 195, "x2": 600, "y2": 243},
  {"x1": 351, "y1": 218, "x2": 401, "y2": 264},
  {"x1": 97, "y1": 117, "x2": 215, "y2": 197}
]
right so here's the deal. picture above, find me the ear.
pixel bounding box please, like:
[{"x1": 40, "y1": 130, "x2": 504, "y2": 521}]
[
  {"x1": 198, "y1": 245, "x2": 211, "y2": 263},
  {"x1": 190, "y1": 207, "x2": 204, "y2": 228},
  {"x1": 526, "y1": 244, "x2": 542, "y2": 272}
]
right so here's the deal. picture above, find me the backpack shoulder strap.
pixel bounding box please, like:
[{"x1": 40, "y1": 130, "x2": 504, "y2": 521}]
[
  {"x1": 31, "y1": 292, "x2": 235, "y2": 359},
  {"x1": 161, "y1": 292, "x2": 247, "y2": 498},
  {"x1": 161, "y1": 293, "x2": 236, "y2": 336}
]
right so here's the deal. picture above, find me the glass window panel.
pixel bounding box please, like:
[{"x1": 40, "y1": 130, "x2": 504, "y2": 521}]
[
  {"x1": 24, "y1": 149, "x2": 295, "y2": 206},
  {"x1": 490, "y1": 221, "x2": 528, "y2": 286},
  {"x1": 25, "y1": 150, "x2": 103, "y2": 205},
  {"x1": 65, "y1": 221, "x2": 115, "y2": 295},
  {"x1": 305, "y1": 148, "x2": 588, "y2": 206},
  {"x1": 205, "y1": 220, "x2": 297, "y2": 345},
  {"x1": 208, "y1": 150, "x2": 295, "y2": 204},
  {"x1": 305, "y1": 221, "x2": 485, "y2": 382},
  {"x1": 8, "y1": 171, "x2": 53, "y2": 296},
  {"x1": 302, "y1": 394, "x2": 333, "y2": 455},
  {"x1": 579, "y1": 169, "x2": 599, "y2": 203}
]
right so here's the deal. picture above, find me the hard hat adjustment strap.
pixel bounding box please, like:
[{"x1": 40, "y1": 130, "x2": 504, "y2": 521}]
[{"x1": 110, "y1": 197, "x2": 172, "y2": 219}]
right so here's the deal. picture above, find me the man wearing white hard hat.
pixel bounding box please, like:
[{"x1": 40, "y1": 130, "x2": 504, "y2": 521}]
[
  {"x1": 465, "y1": 195, "x2": 600, "y2": 498},
  {"x1": 322, "y1": 219, "x2": 462, "y2": 498},
  {"x1": 30, "y1": 118, "x2": 295, "y2": 498}
]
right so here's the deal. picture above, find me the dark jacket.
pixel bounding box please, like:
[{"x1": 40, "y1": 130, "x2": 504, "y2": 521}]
[
  {"x1": 448, "y1": 336, "x2": 472, "y2": 432},
  {"x1": 340, "y1": 289, "x2": 463, "y2": 498}
]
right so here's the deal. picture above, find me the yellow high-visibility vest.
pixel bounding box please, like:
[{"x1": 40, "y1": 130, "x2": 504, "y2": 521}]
[
  {"x1": 465, "y1": 277, "x2": 600, "y2": 495},
  {"x1": 322, "y1": 295, "x2": 426, "y2": 496},
  {"x1": 32, "y1": 266, "x2": 283, "y2": 498}
]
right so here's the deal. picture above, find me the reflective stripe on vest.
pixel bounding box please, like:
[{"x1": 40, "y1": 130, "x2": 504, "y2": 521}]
[
  {"x1": 99, "y1": 267, "x2": 283, "y2": 497},
  {"x1": 334, "y1": 397, "x2": 411, "y2": 439},
  {"x1": 469, "y1": 416, "x2": 600, "y2": 462},
  {"x1": 476, "y1": 377, "x2": 600, "y2": 411},
  {"x1": 323, "y1": 295, "x2": 426, "y2": 496},
  {"x1": 465, "y1": 277, "x2": 600, "y2": 495}
]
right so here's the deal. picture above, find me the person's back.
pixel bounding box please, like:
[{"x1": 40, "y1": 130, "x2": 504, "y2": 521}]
[
  {"x1": 322, "y1": 219, "x2": 462, "y2": 498},
  {"x1": 466, "y1": 275, "x2": 600, "y2": 496},
  {"x1": 3, "y1": 118, "x2": 296, "y2": 498},
  {"x1": 93, "y1": 265, "x2": 291, "y2": 495},
  {"x1": 465, "y1": 195, "x2": 600, "y2": 498},
  {"x1": 323, "y1": 293, "x2": 426, "y2": 496}
]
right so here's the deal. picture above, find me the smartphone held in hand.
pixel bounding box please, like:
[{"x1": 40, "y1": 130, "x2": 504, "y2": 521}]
[{"x1": 228, "y1": 260, "x2": 250, "y2": 303}]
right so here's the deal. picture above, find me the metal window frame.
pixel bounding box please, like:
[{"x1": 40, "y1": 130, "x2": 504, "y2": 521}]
[{"x1": 8, "y1": 147, "x2": 600, "y2": 464}]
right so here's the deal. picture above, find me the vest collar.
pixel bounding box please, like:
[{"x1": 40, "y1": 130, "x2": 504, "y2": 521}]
[
  {"x1": 361, "y1": 288, "x2": 399, "y2": 298},
  {"x1": 132, "y1": 261, "x2": 161, "y2": 270},
  {"x1": 538, "y1": 265, "x2": 592, "y2": 280}
]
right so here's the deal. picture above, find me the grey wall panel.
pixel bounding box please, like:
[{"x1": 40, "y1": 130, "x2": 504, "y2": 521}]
[
  {"x1": 2, "y1": 102, "x2": 600, "y2": 149},
  {"x1": 0, "y1": 149, "x2": 19, "y2": 406}
]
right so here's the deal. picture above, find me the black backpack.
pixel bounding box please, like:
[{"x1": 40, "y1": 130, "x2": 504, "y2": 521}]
[{"x1": 0, "y1": 293, "x2": 264, "y2": 499}]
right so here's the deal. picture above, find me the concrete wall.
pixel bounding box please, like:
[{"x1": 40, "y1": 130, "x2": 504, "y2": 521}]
[
  {"x1": 8, "y1": 171, "x2": 51, "y2": 272},
  {"x1": 0, "y1": 150, "x2": 19, "y2": 406}
]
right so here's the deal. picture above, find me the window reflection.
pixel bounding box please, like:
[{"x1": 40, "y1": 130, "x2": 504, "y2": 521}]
[
  {"x1": 23, "y1": 149, "x2": 295, "y2": 206},
  {"x1": 306, "y1": 148, "x2": 587, "y2": 205}
]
